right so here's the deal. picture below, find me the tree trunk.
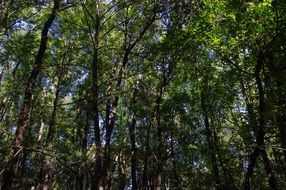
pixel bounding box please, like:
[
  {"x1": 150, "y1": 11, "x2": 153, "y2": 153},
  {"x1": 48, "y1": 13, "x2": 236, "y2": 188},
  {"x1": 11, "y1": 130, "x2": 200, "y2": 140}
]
[
  {"x1": 76, "y1": 109, "x2": 89, "y2": 190},
  {"x1": 91, "y1": 44, "x2": 102, "y2": 190},
  {"x1": 89, "y1": 3, "x2": 102, "y2": 189},
  {"x1": 37, "y1": 60, "x2": 63, "y2": 190},
  {"x1": 272, "y1": 59, "x2": 286, "y2": 178},
  {"x1": 129, "y1": 116, "x2": 138, "y2": 190},
  {"x1": 153, "y1": 64, "x2": 173, "y2": 190},
  {"x1": 244, "y1": 147, "x2": 260, "y2": 190},
  {"x1": 102, "y1": 50, "x2": 129, "y2": 190},
  {"x1": 153, "y1": 84, "x2": 164, "y2": 190},
  {"x1": 129, "y1": 88, "x2": 138, "y2": 190},
  {"x1": 142, "y1": 119, "x2": 152, "y2": 190},
  {"x1": 276, "y1": 79, "x2": 286, "y2": 180},
  {"x1": 101, "y1": 7, "x2": 156, "y2": 188},
  {"x1": 255, "y1": 51, "x2": 277, "y2": 189},
  {"x1": 201, "y1": 89, "x2": 221, "y2": 189},
  {"x1": 244, "y1": 51, "x2": 277, "y2": 189},
  {"x1": 266, "y1": 39, "x2": 286, "y2": 181},
  {"x1": 170, "y1": 132, "x2": 181, "y2": 190},
  {"x1": 1, "y1": 1, "x2": 60, "y2": 189},
  {"x1": 260, "y1": 149, "x2": 277, "y2": 189},
  {"x1": 118, "y1": 151, "x2": 126, "y2": 190}
]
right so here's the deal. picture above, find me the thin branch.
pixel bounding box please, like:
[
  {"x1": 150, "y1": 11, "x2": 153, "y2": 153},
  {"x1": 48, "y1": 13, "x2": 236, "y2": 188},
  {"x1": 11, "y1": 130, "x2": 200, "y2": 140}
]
[
  {"x1": 220, "y1": 56, "x2": 254, "y2": 76},
  {"x1": 22, "y1": 146, "x2": 77, "y2": 174}
]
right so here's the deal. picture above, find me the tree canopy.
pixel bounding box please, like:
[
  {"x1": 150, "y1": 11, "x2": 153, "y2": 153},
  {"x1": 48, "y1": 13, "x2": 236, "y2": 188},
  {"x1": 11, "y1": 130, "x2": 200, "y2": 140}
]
[{"x1": 0, "y1": 0, "x2": 286, "y2": 189}]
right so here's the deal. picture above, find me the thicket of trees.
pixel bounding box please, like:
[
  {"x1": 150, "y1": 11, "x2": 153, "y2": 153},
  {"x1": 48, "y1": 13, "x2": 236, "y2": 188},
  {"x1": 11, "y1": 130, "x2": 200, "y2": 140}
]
[{"x1": 0, "y1": 0, "x2": 285, "y2": 189}]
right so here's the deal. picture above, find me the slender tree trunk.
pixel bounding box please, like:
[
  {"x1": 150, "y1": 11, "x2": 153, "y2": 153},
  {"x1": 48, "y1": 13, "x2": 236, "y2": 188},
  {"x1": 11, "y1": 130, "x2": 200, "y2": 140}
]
[
  {"x1": 244, "y1": 148, "x2": 277, "y2": 190},
  {"x1": 244, "y1": 147, "x2": 259, "y2": 190},
  {"x1": 142, "y1": 119, "x2": 152, "y2": 190},
  {"x1": 277, "y1": 82, "x2": 286, "y2": 180},
  {"x1": 153, "y1": 84, "x2": 164, "y2": 190},
  {"x1": 129, "y1": 116, "x2": 138, "y2": 190},
  {"x1": 213, "y1": 131, "x2": 232, "y2": 188},
  {"x1": 211, "y1": 112, "x2": 232, "y2": 187},
  {"x1": 101, "y1": 8, "x2": 156, "y2": 188},
  {"x1": 129, "y1": 88, "x2": 138, "y2": 190},
  {"x1": 37, "y1": 63, "x2": 63, "y2": 190},
  {"x1": 91, "y1": 45, "x2": 102, "y2": 190},
  {"x1": 255, "y1": 52, "x2": 277, "y2": 189},
  {"x1": 102, "y1": 51, "x2": 129, "y2": 190},
  {"x1": 82, "y1": 110, "x2": 89, "y2": 153},
  {"x1": 261, "y1": 149, "x2": 277, "y2": 189},
  {"x1": 266, "y1": 42, "x2": 286, "y2": 181},
  {"x1": 170, "y1": 132, "x2": 181, "y2": 190},
  {"x1": 240, "y1": 76, "x2": 260, "y2": 190},
  {"x1": 274, "y1": 68, "x2": 286, "y2": 176},
  {"x1": 201, "y1": 89, "x2": 221, "y2": 189},
  {"x1": 76, "y1": 109, "x2": 89, "y2": 190},
  {"x1": 244, "y1": 51, "x2": 277, "y2": 189},
  {"x1": 101, "y1": 70, "x2": 113, "y2": 190},
  {"x1": 89, "y1": 3, "x2": 102, "y2": 189},
  {"x1": 153, "y1": 64, "x2": 173, "y2": 190},
  {"x1": 1, "y1": 1, "x2": 60, "y2": 189},
  {"x1": 118, "y1": 151, "x2": 126, "y2": 190}
]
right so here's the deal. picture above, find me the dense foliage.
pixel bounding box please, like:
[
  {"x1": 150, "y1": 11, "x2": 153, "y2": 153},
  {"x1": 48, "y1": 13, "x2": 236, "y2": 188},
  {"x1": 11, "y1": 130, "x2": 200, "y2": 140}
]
[{"x1": 0, "y1": 0, "x2": 285, "y2": 189}]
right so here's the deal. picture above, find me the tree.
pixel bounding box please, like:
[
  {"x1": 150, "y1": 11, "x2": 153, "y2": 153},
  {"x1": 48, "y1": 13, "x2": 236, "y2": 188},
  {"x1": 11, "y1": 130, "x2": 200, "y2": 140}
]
[{"x1": 1, "y1": 1, "x2": 60, "y2": 189}]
